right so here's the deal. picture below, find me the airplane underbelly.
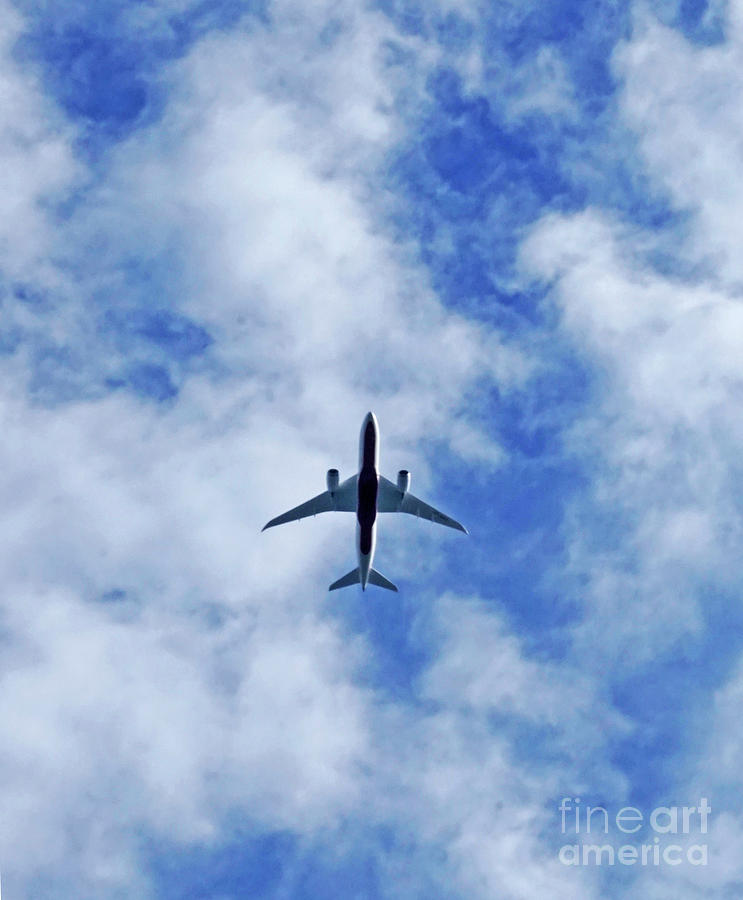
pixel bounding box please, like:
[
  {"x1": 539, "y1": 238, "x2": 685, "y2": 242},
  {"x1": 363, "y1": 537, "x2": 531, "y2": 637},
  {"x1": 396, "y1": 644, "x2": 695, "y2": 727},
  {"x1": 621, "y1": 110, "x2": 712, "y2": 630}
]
[
  {"x1": 357, "y1": 520, "x2": 376, "y2": 586},
  {"x1": 357, "y1": 466, "x2": 378, "y2": 555}
]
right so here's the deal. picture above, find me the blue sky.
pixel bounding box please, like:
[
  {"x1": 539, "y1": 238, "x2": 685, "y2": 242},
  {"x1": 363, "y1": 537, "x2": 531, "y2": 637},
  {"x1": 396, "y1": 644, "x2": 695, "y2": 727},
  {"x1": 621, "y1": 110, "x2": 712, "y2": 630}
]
[{"x1": 1, "y1": 0, "x2": 742, "y2": 897}]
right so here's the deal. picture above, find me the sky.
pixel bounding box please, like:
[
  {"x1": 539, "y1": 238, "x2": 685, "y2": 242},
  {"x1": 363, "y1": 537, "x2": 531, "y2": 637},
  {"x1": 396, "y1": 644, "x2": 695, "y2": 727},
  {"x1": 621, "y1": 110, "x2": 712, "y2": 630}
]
[{"x1": 1, "y1": 0, "x2": 742, "y2": 896}]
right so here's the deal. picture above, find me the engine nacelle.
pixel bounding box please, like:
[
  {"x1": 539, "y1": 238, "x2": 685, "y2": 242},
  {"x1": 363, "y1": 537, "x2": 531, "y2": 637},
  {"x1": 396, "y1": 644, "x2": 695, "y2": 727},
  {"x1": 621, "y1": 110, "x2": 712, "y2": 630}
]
[
  {"x1": 326, "y1": 468, "x2": 339, "y2": 492},
  {"x1": 397, "y1": 469, "x2": 410, "y2": 494}
]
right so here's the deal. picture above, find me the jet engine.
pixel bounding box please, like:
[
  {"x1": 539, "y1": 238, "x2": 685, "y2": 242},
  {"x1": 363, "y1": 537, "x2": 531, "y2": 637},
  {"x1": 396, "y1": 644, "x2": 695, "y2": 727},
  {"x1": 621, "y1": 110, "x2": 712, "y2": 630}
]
[
  {"x1": 326, "y1": 468, "x2": 340, "y2": 492},
  {"x1": 397, "y1": 469, "x2": 410, "y2": 494}
]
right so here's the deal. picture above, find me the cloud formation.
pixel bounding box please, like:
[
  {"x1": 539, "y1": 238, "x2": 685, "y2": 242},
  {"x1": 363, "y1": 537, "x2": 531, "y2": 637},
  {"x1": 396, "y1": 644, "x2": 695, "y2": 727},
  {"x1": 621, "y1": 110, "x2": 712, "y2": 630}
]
[{"x1": 2, "y1": 0, "x2": 743, "y2": 898}]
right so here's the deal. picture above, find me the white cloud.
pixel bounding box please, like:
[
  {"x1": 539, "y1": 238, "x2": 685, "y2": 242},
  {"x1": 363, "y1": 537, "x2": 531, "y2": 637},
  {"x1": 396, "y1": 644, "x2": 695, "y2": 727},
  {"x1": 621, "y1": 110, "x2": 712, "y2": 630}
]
[
  {"x1": 357, "y1": 594, "x2": 623, "y2": 900},
  {"x1": 514, "y1": 9, "x2": 743, "y2": 894},
  {"x1": 616, "y1": 7, "x2": 743, "y2": 282},
  {"x1": 15, "y1": 0, "x2": 743, "y2": 895},
  {"x1": 0, "y1": 389, "x2": 374, "y2": 896},
  {"x1": 0, "y1": 1, "x2": 78, "y2": 280},
  {"x1": 0, "y1": 2, "x2": 535, "y2": 896},
  {"x1": 520, "y1": 206, "x2": 743, "y2": 665}
]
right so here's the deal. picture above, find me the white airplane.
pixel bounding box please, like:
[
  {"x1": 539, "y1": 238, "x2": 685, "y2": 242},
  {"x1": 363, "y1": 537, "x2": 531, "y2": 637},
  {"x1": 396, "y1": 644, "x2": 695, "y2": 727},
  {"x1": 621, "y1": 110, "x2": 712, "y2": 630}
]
[{"x1": 262, "y1": 412, "x2": 468, "y2": 591}]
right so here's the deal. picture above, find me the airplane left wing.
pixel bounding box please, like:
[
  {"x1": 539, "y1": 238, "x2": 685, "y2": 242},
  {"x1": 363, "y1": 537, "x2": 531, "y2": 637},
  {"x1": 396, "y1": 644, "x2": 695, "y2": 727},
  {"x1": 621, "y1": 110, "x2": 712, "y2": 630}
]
[
  {"x1": 262, "y1": 475, "x2": 357, "y2": 531},
  {"x1": 377, "y1": 475, "x2": 468, "y2": 534}
]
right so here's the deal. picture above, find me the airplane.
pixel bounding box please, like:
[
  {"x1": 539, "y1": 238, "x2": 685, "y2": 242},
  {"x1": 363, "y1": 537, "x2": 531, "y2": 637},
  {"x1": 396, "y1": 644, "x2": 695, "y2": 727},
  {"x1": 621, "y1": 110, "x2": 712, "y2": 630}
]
[{"x1": 262, "y1": 412, "x2": 468, "y2": 592}]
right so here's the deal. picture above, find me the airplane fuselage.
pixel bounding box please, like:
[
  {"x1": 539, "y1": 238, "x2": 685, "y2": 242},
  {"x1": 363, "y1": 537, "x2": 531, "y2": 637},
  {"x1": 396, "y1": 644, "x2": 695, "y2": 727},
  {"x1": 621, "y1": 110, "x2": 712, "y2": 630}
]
[{"x1": 356, "y1": 412, "x2": 380, "y2": 589}]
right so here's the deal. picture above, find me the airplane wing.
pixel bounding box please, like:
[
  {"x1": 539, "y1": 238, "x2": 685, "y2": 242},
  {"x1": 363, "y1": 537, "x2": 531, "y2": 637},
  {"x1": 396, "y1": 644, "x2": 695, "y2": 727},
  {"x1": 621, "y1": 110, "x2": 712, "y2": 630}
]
[
  {"x1": 377, "y1": 475, "x2": 468, "y2": 534},
  {"x1": 262, "y1": 475, "x2": 357, "y2": 531}
]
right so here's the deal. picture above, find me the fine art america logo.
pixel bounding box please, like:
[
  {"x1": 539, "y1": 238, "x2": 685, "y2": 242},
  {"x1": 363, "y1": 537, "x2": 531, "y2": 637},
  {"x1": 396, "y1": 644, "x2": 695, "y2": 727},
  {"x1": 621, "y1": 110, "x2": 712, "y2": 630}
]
[{"x1": 558, "y1": 797, "x2": 710, "y2": 867}]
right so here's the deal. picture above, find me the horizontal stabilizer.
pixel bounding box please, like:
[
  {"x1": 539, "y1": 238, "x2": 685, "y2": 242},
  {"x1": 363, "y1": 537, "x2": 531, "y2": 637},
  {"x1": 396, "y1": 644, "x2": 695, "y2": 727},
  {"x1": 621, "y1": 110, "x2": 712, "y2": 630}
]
[
  {"x1": 328, "y1": 567, "x2": 399, "y2": 592},
  {"x1": 329, "y1": 568, "x2": 360, "y2": 591},
  {"x1": 368, "y1": 569, "x2": 398, "y2": 592}
]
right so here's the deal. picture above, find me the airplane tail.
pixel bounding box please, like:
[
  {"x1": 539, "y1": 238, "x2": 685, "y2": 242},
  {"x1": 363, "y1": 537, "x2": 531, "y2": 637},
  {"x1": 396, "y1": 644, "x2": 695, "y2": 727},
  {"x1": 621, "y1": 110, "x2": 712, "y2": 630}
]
[{"x1": 328, "y1": 567, "x2": 398, "y2": 592}]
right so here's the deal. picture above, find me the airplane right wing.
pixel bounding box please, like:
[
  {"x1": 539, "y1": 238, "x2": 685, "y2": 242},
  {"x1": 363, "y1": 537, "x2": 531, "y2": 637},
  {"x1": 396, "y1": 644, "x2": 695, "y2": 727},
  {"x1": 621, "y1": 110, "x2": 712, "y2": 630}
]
[
  {"x1": 262, "y1": 475, "x2": 357, "y2": 531},
  {"x1": 377, "y1": 475, "x2": 468, "y2": 533}
]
